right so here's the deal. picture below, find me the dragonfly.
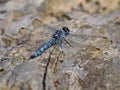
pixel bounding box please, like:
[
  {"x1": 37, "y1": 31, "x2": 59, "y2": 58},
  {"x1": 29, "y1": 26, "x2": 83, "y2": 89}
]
[
  {"x1": 27, "y1": 19, "x2": 73, "y2": 59},
  {"x1": 18, "y1": 19, "x2": 104, "y2": 60}
]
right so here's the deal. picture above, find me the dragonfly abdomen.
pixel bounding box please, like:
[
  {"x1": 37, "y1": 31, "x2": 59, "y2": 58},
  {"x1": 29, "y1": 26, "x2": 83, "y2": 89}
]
[{"x1": 30, "y1": 39, "x2": 56, "y2": 59}]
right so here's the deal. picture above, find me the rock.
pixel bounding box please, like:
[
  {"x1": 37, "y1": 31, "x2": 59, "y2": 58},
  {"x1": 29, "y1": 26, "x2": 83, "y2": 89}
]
[
  {"x1": 0, "y1": 0, "x2": 120, "y2": 90},
  {"x1": 78, "y1": 0, "x2": 120, "y2": 14}
]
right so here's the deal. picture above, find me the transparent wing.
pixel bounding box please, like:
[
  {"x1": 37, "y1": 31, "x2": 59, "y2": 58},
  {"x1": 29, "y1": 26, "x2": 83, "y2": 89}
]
[
  {"x1": 65, "y1": 30, "x2": 111, "y2": 49},
  {"x1": 18, "y1": 27, "x2": 32, "y2": 35},
  {"x1": 32, "y1": 19, "x2": 59, "y2": 30},
  {"x1": 32, "y1": 19, "x2": 80, "y2": 47},
  {"x1": 31, "y1": 19, "x2": 101, "y2": 48},
  {"x1": 31, "y1": 19, "x2": 62, "y2": 37},
  {"x1": 31, "y1": 19, "x2": 55, "y2": 44},
  {"x1": 25, "y1": 19, "x2": 97, "y2": 49},
  {"x1": 31, "y1": 19, "x2": 75, "y2": 46},
  {"x1": 31, "y1": 19, "x2": 72, "y2": 38}
]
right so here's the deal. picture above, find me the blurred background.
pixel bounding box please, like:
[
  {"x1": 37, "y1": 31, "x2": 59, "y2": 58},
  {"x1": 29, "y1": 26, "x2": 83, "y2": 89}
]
[
  {"x1": 0, "y1": 0, "x2": 120, "y2": 35},
  {"x1": 0, "y1": 0, "x2": 120, "y2": 47}
]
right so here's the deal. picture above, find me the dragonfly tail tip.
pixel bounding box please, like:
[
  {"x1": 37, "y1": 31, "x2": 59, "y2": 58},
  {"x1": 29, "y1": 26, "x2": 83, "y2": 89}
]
[{"x1": 29, "y1": 55, "x2": 36, "y2": 59}]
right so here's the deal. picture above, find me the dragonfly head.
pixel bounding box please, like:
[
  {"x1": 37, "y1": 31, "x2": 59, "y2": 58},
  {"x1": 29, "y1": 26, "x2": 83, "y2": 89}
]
[{"x1": 62, "y1": 27, "x2": 70, "y2": 35}]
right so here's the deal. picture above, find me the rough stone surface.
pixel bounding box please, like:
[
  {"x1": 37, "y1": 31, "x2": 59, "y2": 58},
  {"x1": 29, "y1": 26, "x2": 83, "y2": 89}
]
[{"x1": 0, "y1": 0, "x2": 120, "y2": 90}]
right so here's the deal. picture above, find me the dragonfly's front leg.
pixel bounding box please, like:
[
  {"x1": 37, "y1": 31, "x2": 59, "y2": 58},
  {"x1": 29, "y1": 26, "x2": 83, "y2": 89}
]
[{"x1": 63, "y1": 38, "x2": 73, "y2": 47}]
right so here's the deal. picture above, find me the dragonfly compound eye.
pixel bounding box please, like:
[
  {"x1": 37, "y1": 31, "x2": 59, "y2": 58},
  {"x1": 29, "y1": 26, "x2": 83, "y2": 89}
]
[{"x1": 62, "y1": 27, "x2": 70, "y2": 33}]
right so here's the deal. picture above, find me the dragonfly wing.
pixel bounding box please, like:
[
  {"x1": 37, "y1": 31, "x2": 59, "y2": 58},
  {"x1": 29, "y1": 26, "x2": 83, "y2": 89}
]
[
  {"x1": 32, "y1": 19, "x2": 44, "y2": 29},
  {"x1": 30, "y1": 19, "x2": 63, "y2": 50},
  {"x1": 32, "y1": 19, "x2": 61, "y2": 41},
  {"x1": 18, "y1": 27, "x2": 32, "y2": 35},
  {"x1": 64, "y1": 33, "x2": 89, "y2": 47},
  {"x1": 32, "y1": 19, "x2": 59, "y2": 33},
  {"x1": 31, "y1": 18, "x2": 74, "y2": 35}
]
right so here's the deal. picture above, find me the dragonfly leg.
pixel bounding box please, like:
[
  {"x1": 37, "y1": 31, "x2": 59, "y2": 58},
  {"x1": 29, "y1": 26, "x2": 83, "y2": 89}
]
[
  {"x1": 58, "y1": 44, "x2": 63, "y2": 52},
  {"x1": 57, "y1": 40, "x2": 64, "y2": 52},
  {"x1": 63, "y1": 38, "x2": 73, "y2": 47},
  {"x1": 57, "y1": 47, "x2": 65, "y2": 57}
]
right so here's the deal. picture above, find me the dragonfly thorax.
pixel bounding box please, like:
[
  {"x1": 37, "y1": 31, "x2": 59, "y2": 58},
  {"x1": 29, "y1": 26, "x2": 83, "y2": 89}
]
[{"x1": 52, "y1": 30, "x2": 62, "y2": 39}]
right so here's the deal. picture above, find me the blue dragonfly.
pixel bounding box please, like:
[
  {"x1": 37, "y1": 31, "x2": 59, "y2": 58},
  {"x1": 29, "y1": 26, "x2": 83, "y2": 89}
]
[{"x1": 29, "y1": 19, "x2": 73, "y2": 59}]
